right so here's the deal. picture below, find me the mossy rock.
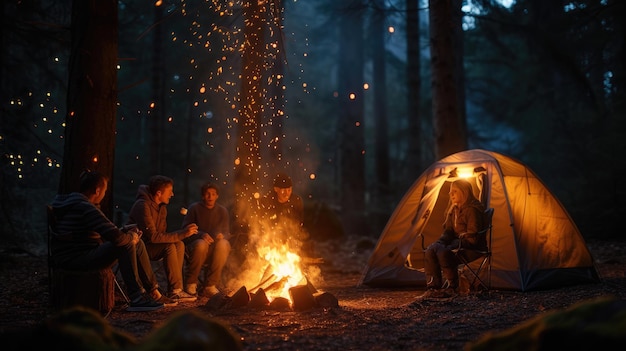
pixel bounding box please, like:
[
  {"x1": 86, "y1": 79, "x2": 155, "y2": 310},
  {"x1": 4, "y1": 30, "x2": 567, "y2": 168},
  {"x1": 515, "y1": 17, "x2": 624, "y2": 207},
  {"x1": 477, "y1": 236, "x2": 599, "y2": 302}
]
[
  {"x1": 28, "y1": 306, "x2": 136, "y2": 350},
  {"x1": 467, "y1": 296, "x2": 626, "y2": 351},
  {"x1": 134, "y1": 310, "x2": 242, "y2": 351}
]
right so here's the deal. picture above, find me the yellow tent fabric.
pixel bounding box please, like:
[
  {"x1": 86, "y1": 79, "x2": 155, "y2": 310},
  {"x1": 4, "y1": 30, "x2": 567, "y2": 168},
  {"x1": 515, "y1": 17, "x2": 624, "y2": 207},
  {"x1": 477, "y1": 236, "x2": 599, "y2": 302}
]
[{"x1": 358, "y1": 149, "x2": 600, "y2": 291}]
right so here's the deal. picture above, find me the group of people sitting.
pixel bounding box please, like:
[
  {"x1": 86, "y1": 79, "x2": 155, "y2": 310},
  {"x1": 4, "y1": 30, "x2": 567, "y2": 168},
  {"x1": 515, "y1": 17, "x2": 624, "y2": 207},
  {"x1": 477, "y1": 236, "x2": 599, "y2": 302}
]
[
  {"x1": 49, "y1": 170, "x2": 304, "y2": 312},
  {"x1": 49, "y1": 170, "x2": 481, "y2": 311}
]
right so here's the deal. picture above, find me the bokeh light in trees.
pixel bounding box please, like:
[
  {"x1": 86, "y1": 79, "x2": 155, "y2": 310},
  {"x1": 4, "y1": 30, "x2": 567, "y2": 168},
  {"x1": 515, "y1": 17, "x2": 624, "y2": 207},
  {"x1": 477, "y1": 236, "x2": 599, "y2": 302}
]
[{"x1": 3, "y1": 0, "x2": 318, "y2": 197}]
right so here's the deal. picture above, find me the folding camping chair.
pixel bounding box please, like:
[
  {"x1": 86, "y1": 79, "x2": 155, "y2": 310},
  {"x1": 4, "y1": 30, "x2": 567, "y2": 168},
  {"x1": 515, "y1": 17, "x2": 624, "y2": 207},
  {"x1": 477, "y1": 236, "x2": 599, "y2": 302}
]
[
  {"x1": 452, "y1": 207, "x2": 494, "y2": 291},
  {"x1": 47, "y1": 205, "x2": 130, "y2": 306}
]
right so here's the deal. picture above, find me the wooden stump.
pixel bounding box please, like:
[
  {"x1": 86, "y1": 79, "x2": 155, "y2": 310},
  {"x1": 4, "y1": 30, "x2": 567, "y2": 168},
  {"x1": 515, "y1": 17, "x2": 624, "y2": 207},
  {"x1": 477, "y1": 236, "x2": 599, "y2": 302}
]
[{"x1": 51, "y1": 268, "x2": 115, "y2": 314}]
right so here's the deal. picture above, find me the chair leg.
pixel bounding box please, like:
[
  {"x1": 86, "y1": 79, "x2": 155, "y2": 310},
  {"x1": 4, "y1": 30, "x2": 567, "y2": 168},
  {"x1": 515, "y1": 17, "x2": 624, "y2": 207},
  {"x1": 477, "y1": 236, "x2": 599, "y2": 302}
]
[
  {"x1": 460, "y1": 256, "x2": 490, "y2": 291},
  {"x1": 114, "y1": 277, "x2": 130, "y2": 304},
  {"x1": 111, "y1": 264, "x2": 130, "y2": 304},
  {"x1": 486, "y1": 256, "x2": 492, "y2": 289}
]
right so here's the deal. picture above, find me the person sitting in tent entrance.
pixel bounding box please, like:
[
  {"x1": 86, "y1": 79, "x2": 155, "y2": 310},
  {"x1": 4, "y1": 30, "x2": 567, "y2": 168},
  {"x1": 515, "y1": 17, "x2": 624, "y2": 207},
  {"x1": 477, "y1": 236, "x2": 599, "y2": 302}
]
[{"x1": 424, "y1": 178, "x2": 486, "y2": 295}]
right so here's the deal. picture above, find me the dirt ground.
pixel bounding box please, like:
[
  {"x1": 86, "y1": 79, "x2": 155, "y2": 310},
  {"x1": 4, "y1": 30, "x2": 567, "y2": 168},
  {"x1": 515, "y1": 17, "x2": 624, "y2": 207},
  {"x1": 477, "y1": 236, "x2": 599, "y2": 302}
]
[{"x1": 1, "y1": 238, "x2": 625, "y2": 350}]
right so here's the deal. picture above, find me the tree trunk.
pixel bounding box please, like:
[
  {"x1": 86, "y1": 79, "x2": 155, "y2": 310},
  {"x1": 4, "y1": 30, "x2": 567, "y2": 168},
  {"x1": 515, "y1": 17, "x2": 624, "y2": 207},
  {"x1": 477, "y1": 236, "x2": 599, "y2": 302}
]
[
  {"x1": 60, "y1": 0, "x2": 118, "y2": 217},
  {"x1": 234, "y1": 0, "x2": 265, "y2": 230},
  {"x1": 338, "y1": 0, "x2": 366, "y2": 235},
  {"x1": 406, "y1": 0, "x2": 422, "y2": 173},
  {"x1": 452, "y1": 0, "x2": 466, "y2": 137},
  {"x1": 429, "y1": 0, "x2": 466, "y2": 159},
  {"x1": 371, "y1": 0, "x2": 390, "y2": 207},
  {"x1": 149, "y1": 3, "x2": 165, "y2": 175},
  {"x1": 263, "y1": 0, "x2": 285, "y2": 172}
]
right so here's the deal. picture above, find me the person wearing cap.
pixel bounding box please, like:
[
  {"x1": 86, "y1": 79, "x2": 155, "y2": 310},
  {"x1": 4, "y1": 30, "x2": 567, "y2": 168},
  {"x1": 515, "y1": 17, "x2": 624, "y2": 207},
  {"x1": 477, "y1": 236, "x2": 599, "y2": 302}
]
[
  {"x1": 259, "y1": 172, "x2": 313, "y2": 256},
  {"x1": 262, "y1": 173, "x2": 304, "y2": 227}
]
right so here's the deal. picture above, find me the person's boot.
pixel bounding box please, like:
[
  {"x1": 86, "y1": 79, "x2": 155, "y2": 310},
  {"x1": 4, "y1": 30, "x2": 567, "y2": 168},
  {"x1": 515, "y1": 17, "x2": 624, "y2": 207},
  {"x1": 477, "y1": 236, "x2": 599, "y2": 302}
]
[
  {"x1": 426, "y1": 273, "x2": 442, "y2": 290},
  {"x1": 458, "y1": 273, "x2": 470, "y2": 295},
  {"x1": 442, "y1": 267, "x2": 459, "y2": 291}
]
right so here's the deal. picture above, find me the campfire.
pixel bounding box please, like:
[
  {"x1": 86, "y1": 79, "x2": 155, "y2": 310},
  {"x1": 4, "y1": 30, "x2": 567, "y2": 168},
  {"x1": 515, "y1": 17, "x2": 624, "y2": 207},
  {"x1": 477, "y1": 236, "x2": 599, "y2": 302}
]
[
  {"x1": 249, "y1": 245, "x2": 306, "y2": 299},
  {"x1": 215, "y1": 220, "x2": 336, "y2": 312}
]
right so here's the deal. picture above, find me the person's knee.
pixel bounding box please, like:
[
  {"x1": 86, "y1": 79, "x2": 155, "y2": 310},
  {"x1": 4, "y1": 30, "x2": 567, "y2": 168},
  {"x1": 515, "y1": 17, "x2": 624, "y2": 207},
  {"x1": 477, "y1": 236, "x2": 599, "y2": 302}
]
[
  {"x1": 215, "y1": 239, "x2": 231, "y2": 253},
  {"x1": 191, "y1": 239, "x2": 210, "y2": 257},
  {"x1": 436, "y1": 246, "x2": 453, "y2": 260},
  {"x1": 162, "y1": 243, "x2": 173, "y2": 255},
  {"x1": 174, "y1": 241, "x2": 184, "y2": 252},
  {"x1": 425, "y1": 247, "x2": 437, "y2": 261},
  {"x1": 134, "y1": 240, "x2": 147, "y2": 254}
]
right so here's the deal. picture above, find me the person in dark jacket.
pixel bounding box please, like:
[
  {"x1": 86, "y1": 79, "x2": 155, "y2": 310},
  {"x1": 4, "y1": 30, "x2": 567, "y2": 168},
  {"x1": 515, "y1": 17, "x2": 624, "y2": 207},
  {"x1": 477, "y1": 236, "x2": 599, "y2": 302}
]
[
  {"x1": 258, "y1": 172, "x2": 313, "y2": 256},
  {"x1": 182, "y1": 182, "x2": 231, "y2": 297},
  {"x1": 126, "y1": 175, "x2": 198, "y2": 302},
  {"x1": 260, "y1": 173, "x2": 304, "y2": 229},
  {"x1": 50, "y1": 170, "x2": 164, "y2": 312},
  {"x1": 424, "y1": 178, "x2": 486, "y2": 294}
]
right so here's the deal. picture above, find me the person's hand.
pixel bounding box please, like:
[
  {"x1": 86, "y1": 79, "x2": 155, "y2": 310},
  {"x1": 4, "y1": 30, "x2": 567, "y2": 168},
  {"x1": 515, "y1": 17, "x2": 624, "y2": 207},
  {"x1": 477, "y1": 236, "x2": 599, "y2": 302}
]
[
  {"x1": 184, "y1": 223, "x2": 199, "y2": 237},
  {"x1": 122, "y1": 224, "x2": 138, "y2": 233},
  {"x1": 131, "y1": 230, "x2": 142, "y2": 245},
  {"x1": 201, "y1": 232, "x2": 214, "y2": 244}
]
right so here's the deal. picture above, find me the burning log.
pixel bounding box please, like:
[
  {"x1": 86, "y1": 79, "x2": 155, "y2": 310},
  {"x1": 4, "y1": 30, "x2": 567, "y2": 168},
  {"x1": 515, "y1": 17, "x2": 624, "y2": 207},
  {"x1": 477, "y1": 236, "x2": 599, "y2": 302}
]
[
  {"x1": 229, "y1": 286, "x2": 250, "y2": 308},
  {"x1": 249, "y1": 274, "x2": 291, "y2": 295},
  {"x1": 263, "y1": 276, "x2": 288, "y2": 294},
  {"x1": 269, "y1": 297, "x2": 291, "y2": 311},
  {"x1": 249, "y1": 273, "x2": 276, "y2": 293},
  {"x1": 305, "y1": 277, "x2": 318, "y2": 294},
  {"x1": 289, "y1": 285, "x2": 316, "y2": 311},
  {"x1": 260, "y1": 264, "x2": 275, "y2": 283},
  {"x1": 249, "y1": 288, "x2": 270, "y2": 308},
  {"x1": 314, "y1": 292, "x2": 339, "y2": 308},
  {"x1": 204, "y1": 291, "x2": 229, "y2": 312},
  {"x1": 205, "y1": 283, "x2": 338, "y2": 313}
]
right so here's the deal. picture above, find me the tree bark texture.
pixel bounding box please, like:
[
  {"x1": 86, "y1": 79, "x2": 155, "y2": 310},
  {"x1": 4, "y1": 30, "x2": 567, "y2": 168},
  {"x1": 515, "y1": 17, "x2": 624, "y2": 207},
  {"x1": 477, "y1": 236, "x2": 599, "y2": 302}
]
[
  {"x1": 429, "y1": 0, "x2": 466, "y2": 159},
  {"x1": 60, "y1": 0, "x2": 118, "y2": 217},
  {"x1": 406, "y1": 0, "x2": 423, "y2": 173},
  {"x1": 338, "y1": 0, "x2": 366, "y2": 235},
  {"x1": 263, "y1": 0, "x2": 286, "y2": 170},
  {"x1": 234, "y1": 0, "x2": 265, "y2": 229},
  {"x1": 371, "y1": 0, "x2": 390, "y2": 205},
  {"x1": 149, "y1": 3, "x2": 165, "y2": 175}
]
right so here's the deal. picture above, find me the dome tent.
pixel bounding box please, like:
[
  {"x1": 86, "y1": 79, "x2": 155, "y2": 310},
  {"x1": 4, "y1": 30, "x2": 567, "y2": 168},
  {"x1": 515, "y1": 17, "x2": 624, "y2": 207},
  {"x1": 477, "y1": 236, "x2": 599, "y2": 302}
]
[{"x1": 358, "y1": 149, "x2": 600, "y2": 291}]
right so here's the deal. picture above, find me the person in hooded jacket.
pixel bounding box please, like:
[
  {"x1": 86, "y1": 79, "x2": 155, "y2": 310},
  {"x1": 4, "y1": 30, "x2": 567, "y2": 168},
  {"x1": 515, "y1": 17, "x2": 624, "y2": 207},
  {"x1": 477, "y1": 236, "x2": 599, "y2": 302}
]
[
  {"x1": 126, "y1": 175, "x2": 198, "y2": 303},
  {"x1": 423, "y1": 178, "x2": 486, "y2": 295},
  {"x1": 49, "y1": 170, "x2": 164, "y2": 312}
]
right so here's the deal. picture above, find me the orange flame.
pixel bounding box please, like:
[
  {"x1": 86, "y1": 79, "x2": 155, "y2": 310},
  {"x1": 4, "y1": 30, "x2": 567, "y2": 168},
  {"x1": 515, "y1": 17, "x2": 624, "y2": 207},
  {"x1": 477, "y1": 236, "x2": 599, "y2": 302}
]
[{"x1": 258, "y1": 244, "x2": 305, "y2": 299}]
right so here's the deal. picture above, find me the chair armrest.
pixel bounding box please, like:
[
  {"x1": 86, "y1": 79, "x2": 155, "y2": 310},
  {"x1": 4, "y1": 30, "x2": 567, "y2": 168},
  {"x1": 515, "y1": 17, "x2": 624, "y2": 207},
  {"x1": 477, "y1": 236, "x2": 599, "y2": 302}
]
[
  {"x1": 457, "y1": 232, "x2": 481, "y2": 250},
  {"x1": 417, "y1": 233, "x2": 426, "y2": 250},
  {"x1": 460, "y1": 230, "x2": 485, "y2": 238}
]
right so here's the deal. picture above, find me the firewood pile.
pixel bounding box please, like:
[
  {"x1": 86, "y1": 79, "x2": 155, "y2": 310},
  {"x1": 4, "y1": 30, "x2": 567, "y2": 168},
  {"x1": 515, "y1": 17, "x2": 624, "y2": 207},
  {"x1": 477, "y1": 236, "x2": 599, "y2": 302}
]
[{"x1": 204, "y1": 273, "x2": 338, "y2": 312}]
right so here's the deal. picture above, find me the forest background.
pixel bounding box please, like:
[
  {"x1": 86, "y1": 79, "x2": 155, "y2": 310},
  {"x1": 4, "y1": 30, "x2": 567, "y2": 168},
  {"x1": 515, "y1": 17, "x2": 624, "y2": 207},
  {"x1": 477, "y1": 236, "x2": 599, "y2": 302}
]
[{"x1": 1, "y1": 0, "x2": 625, "y2": 257}]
